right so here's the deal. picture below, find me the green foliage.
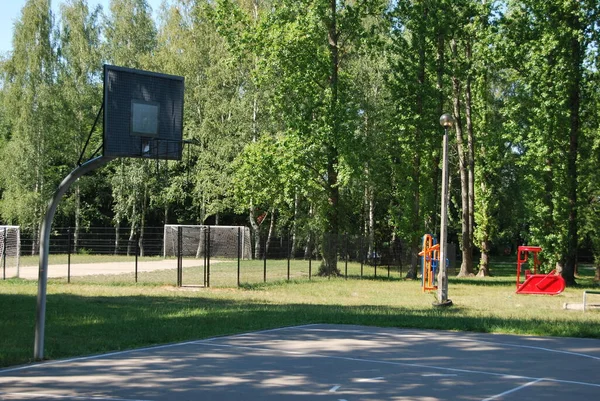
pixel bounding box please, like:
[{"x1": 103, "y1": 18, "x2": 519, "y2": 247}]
[
  {"x1": 0, "y1": 0, "x2": 63, "y2": 230},
  {"x1": 0, "y1": 0, "x2": 598, "y2": 280}
]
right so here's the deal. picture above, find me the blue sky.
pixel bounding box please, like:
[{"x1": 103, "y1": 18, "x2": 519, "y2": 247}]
[{"x1": 1, "y1": 0, "x2": 164, "y2": 55}]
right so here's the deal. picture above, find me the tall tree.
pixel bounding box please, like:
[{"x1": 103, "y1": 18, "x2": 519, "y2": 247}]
[
  {"x1": 57, "y1": 0, "x2": 104, "y2": 250},
  {"x1": 155, "y1": 0, "x2": 255, "y2": 230},
  {"x1": 220, "y1": 0, "x2": 385, "y2": 275},
  {"x1": 104, "y1": 0, "x2": 157, "y2": 251},
  {"x1": 0, "y1": 0, "x2": 61, "y2": 253},
  {"x1": 502, "y1": 0, "x2": 596, "y2": 285}
]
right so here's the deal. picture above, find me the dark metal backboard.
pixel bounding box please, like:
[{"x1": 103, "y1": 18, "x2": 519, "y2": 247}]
[{"x1": 103, "y1": 65, "x2": 184, "y2": 160}]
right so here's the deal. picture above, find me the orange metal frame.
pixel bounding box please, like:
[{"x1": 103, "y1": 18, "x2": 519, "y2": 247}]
[{"x1": 419, "y1": 234, "x2": 439, "y2": 292}]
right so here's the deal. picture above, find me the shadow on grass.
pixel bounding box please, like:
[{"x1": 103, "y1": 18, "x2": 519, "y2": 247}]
[{"x1": 2, "y1": 289, "x2": 600, "y2": 368}]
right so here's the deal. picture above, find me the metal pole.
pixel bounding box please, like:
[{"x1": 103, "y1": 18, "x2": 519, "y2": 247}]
[
  {"x1": 35, "y1": 156, "x2": 112, "y2": 360},
  {"x1": 437, "y1": 127, "x2": 450, "y2": 303},
  {"x1": 263, "y1": 236, "x2": 267, "y2": 283},
  {"x1": 436, "y1": 113, "x2": 453, "y2": 307},
  {"x1": 177, "y1": 226, "x2": 182, "y2": 287},
  {"x1": 237, "y1": 227, "x2": 241, "y2": 287},
  {"x1": 135, "y1": 230, "x2": 139, "y2": 283},
  {"x1": 359, "y1": 236, "x2": 364, "y2": 278},
  {"x1": 203, "y1": 227, "x2": 207, "y2": 286},
  {"x1": 308, "y1": 237, "x2": 312, "y2": 280},
  {"x1": 207, "y1": 226, "x2": 211, "y2": 288},
  {"x1": 287, "y1": 232, "x2": 291, "y2": 281},
  {"x1": 374, "y1": 249, "x2": 378, "y2": 278},
  {"x1": 344, "y1": 233, "x2": 348, "y2": 279},
  {"x1": 67, "y1": 228, "x2": 72, "y2": 284},
  {"x1": 2, "y1": 227, "x2": 6, "y2": 280}
]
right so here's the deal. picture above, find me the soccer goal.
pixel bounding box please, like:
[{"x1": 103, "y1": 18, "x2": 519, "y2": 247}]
[
  {"x1": 163, "y1": 225, "x2": 252, "y2": 259},
  {"x1": 0, "y1": 226, "x2": 20, "y2": 278}
]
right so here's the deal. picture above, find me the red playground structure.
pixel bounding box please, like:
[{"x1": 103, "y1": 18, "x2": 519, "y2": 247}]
[{"x1": 516, "y1": 246, "x2": 565, "y2": 295}]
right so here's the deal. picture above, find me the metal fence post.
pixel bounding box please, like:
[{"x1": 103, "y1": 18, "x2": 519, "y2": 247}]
[
  {"x1": 344, "y1": 233, "x2": 348, "y2": 279},
  {"x1": 374, "y1": 245, "x2": 378, "y2": 278},
  {"x1": 67, "y1": 228, "x2": 72, "y2": 283},
  {"x1": 263, "y1": 235, "x2": 267, "y2": 283},
  {"x1": 203, "y1": 227, "x2": 207, "y2": 287},
  {"x1": 308, "y1": 236, "x2": 312, "y2": 280},
  {"x1": 2, "y1": 227, "x2": 6, "y2": 280},
  {"x1": 287, "y1": 231, "x2": 291, "y2": 281},
  {"x1": 359, "y1": 236, "x2": 364, "y2": 278},
  {"x1": 237, "y1": 227, "x2": 241, "y2": 287},
  {"x1": 207, "y1": 226, "x2": 211, "y2": 288},
  {"x1": 177, "y1": 226, "x2": 182, "y2": 287},
  {"x1": 135, "y1": 230, "x2": 139, "y2": 283}
]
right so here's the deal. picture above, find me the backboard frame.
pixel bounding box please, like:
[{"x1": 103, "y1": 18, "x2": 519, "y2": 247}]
[{"x1": 103, "y1": 64, "x2": 185, "y2": 161}]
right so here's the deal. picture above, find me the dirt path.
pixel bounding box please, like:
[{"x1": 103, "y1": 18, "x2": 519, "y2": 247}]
[{"x1": 6, "y1": 259, "x2": 207, "y2": 280}]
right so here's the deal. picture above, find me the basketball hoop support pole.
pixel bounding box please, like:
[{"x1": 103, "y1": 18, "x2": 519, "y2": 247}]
[{"x1": 34, "y1": 155, "x2": 113, "y2": 361}]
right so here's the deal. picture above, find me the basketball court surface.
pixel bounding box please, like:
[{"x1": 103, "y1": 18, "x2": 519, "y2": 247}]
[{"x1": 1, "y1": 324, "x2": 599, "y2": 400}]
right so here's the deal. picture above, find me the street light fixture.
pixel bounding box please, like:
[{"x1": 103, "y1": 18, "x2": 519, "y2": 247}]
[{"x1": 435, "y1": 113, "x2": 454, "y2": 307}]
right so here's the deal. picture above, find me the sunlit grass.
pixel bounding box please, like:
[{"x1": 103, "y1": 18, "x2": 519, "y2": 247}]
[{"x1": 1, "y1": 257, "x2": 599, "y2": 368}]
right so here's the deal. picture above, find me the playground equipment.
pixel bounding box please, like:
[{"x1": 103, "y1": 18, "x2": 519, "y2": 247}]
[
  {"x1": 419, "y1": 234, "x2": 440, "y2": 292},
  {"x1": 516, "y1": 246, "x2": 565, "y2": 295},
  {"x1": 563, "y1": 290, "x2": 600, "y2": 311}
]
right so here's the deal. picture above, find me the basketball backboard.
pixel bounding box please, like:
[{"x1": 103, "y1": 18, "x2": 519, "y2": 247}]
[{"x1": 103, "y1": 65, "x2": 184, "y2": 160}]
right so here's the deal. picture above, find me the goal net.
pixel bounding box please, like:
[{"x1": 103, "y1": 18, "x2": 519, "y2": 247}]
[
  {"x1": 0, "y1": 226, "x2": 20, "y2": 277},
  {"x1": 163, "y1": 225, "x2": 252, "y2": 259}
]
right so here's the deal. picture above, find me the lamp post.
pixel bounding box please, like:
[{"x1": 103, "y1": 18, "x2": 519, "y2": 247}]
[{"x1": 435, "y1": 113, "x2": 454, "y2": 307}]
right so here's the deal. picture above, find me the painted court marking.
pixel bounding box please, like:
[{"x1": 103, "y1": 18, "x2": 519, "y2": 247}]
[
  {"x1": 0, "y1": 324, "x2": 320, "y2": 374},
  {"x1": 2, "y1": 324, "x2": 599, "y2": 400},
  {"x1": 422, "y1": 373, "x2": 458, "y2": 377},
  {"x1": 356, "y1": 377, "x2": 385, "y2": 383},
  {"x1": 0, "y1": 391, "x2": 151, "y2": 401},
  {"x1": 299, "y1": 326, "x2": 600, "y2": 361},
  {"x1": 481, "y1": 378, "x2": 546, "y2": 401},
  {"x1": 204, "y1": 341, "x2": 600, "y2": 389}
]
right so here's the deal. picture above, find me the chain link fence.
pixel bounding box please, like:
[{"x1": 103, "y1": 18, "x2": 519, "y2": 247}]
[{"x1": 10, "y1": 227, "x2": 413, "y2": 287}]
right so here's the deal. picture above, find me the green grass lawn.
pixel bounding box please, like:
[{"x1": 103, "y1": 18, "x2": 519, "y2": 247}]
[{"x1": 1, "y1": 257, "x2": 599, "y2": 368}]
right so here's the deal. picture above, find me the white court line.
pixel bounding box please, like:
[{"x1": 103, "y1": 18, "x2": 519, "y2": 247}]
[
  {"x1": 422, "y1": 373, "x2": 458, "y2": 377},
  {"x1": 481, "y1": 378, "x2": 545, "y2": 401},
  {"x1": 202, "y1": 324, "x2": 321, "y2": 342},
  {"x1": 204, "y1": 342, "x2": 600, "y2": 389},
  {"x1": 300, "y1": 326, "x2": 600, "y2": 361},
  {"x1": 0, "y1": 324, "x2": 320, "y2": 374},
  {"x1": 356, "y1": 377, "x2": 385, "y2": 382},
  {"x1": 0, "y1": 391, "x2": 151, "y2": 401}
]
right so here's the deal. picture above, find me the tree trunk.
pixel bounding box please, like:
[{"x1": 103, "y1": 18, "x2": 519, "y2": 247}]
[
  {"x1": 114, "y1": 220, "x2": 120, "y2": 255},
  {"x1": 368, "y1": 185, "x2": 375, "y2": 255},
  {"x1": 465, "y1": 40, "x2": 475, "y2": 271},
  {"x1": 433, "y1": 31, "x2": 445, "y2": 236},
  {"x1": 265, "y1": 208, "x2": 275, "y2": 256},
  {"x1": 291, "y1": 192, "x2": 298, "y2": 257},
  {"x1": 249, "y1": 205, "x2": 261, "y2": 259},
  {"x1": 139, "y1": 218, "x2": 145, "y2": 258},
  {"x1": 562, "y1": 6, "x2": 581, "y2": 287},
  {"x1": 32, "y1": 224, "x2": 39, "y2": 255},
  {"x1": 320, "y1": 0, "x2": 340, "y2": 276},
  {"x1": 477, "y1": 240, "x2": 491, "y2": 277},
  {"x1": 452, "y1": 40, "x2": 473, "y2": 277},
  {"x1": 406, "y1": 7, "x2": 427, "y2": 280},
  {"x1": 127, "y1": 223, "x2": 136, "y2": 257},
  {"x1": 74, "y1": 183, "x2": 80, "y2": 253}
]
